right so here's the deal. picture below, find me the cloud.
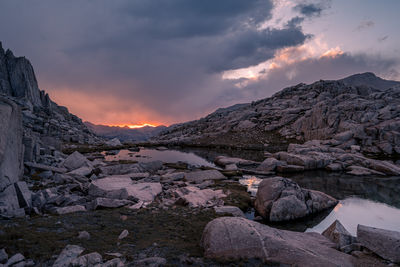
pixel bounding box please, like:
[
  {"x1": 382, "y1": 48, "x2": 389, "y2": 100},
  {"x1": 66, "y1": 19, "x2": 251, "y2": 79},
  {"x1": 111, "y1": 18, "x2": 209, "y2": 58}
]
[
  {"x1": 293, "y1": 1, "x2": 329, "y2": 18},
  {"x1": 0, "y1": 0, "x2": 397, "y2": 126},
  {"x1": 378, "y1": 35, "x2": 389, "y2": 42},
  {"x1": 355, "y1": 20, "x2": 375, "y2": 31}
]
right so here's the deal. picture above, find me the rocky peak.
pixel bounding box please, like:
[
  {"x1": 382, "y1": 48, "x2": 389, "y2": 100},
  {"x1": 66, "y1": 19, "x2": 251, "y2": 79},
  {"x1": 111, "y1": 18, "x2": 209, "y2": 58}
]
[{"x1": 155, "y1": 73, "x2": 400, "y2": 156}]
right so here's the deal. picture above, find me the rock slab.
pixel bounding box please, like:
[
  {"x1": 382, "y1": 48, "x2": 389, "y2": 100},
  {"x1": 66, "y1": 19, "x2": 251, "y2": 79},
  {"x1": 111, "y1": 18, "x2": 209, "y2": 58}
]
[{"x1": 201, "y1": 217, "x2": 353, "y2": 266}]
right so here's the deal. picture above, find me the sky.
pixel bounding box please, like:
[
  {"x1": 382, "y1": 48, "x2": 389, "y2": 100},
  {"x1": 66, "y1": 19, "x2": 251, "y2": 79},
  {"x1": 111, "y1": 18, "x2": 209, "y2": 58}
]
[{"x1": 0, "y1": 0, "x2": 399, "y2": 126}]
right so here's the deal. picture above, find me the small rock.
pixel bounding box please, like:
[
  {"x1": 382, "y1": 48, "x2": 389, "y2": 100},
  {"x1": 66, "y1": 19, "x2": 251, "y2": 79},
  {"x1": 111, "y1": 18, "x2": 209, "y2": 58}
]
[
  {"x1": 102, "y1": 258, "x2": 125, "y2": 267},
  {"x1": 5, "y1": 253, "x2": 24, "y2": 266},
  {"x1": 55, "y1": 205, "x2": 86, "y2": 215},
  {"x1": 0, "y1": 248, "x2": 8, "y2": 263},
  {"x1": 71, "y1": 252, "x2": 102, "y2": 267},
  {"x1": 78, "y1": 231, "x2": 90, "y2": 240},
  {"x1": 53, "y1": 245, "x2": 84, "y2": 267},
  {"x1": 118, "y1": 229, "x2": 129, "y2": 240}
]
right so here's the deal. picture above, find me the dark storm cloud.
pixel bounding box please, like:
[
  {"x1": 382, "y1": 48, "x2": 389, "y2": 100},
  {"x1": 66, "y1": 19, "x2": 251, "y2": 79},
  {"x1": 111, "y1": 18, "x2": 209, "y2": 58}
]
[
  {"x1": 1, "y1": 0, "x2": 394, "y2": 125},
  {"x1": 293, "y1": 1, "x2": 331, "y2": 18}
]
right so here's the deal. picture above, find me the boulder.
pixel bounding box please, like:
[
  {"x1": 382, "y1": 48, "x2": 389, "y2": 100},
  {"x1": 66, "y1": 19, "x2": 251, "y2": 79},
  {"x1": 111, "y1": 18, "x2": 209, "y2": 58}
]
[
  {"x1": 254, "y1": 177, "x2": 337, "y2": 221},
  {"x1": 276, "y1": 164, "x2": 304, "y2": 173},
  {"x1": 62, "y1": 151, "x2": 91, "y2": 171},
  {"x1": 5, "y1": 253, "x2": 25, "y2": 266},
  {"x1": 105, "y1": 138, "x2": 122, "y2": 147},
  {"x1": 346, "y1": 166, "x2": 384, "y2": 176},
  {"x1": 256, "y1": 158, "x2": 283, "y2": 172},
  {"x1": 201, "y1": 217, "x2": 353, "y2": 266},
  {"x1": 53, "y1": 245, "x2": 84, "y2": 267},
  {"x1": 174, "y1": 186, "x2": 226, "y2": 208},
  {"x1": 214, "y1": 206, "x2": 245, "y2": 217},
  {"x1": 71, "y1": 252, "x2": 102, "y2": 267},
  {"x1": 78, "y1": 231, "x2": 91, "y2": 240},
  {"x1": 357, "y1": 224, "x2": 400, "y2": 263},
  {"x1": 0, "y1": 181, "x2": 32, "y2": 217},
  {"x1": 322, "y1": 220, "x2": 357, "y2": 249},
  {"x1": 55, "y1": 205, "x2": 86, "y2": 215},
  {"x1": 184, "y1": 170, "x2": 225, "y2": 184},
  {"x1": 0, "y1": 97, "x2": 24, "y2": 191},
  {"x1": 89, "y1": 176, "x2": 162, "y2": 202}
]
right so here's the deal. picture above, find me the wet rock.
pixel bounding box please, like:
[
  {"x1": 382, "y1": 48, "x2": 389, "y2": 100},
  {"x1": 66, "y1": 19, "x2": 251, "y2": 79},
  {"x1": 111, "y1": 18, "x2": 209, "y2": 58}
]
[
  {"x1": 55, "y1": 205, "x2": 86, "y2": 215},
  {"x1": 276, "y1": 164, "x2": 304, "y2": 173},
  {"x1": 214, "y1": 156, "x2": 256, "y2": 167},
  {"x1": 118, "y1": 229, "x2": 129, "y2": 240},
  {"x1": 346, "y1": 166, "x2": 384, "y2": 176},
  {"x1": 62, "y1": 151, "x2": 91, "y2": 171},
  {"x1": 78, "y1": 231, "x2": 91, "y2": 240},
  {"x1": 184, "y1": 170, "x2": 225, "y2": 184},
  {"x1": 224, "y1": 164, "x2": 238, "y2": 171},
  {"x1": 71, "y1": 252, "x2": 102, "y2": 266},
  {"x1": 0, "y1": 248, "x2": 7, "y2": 263},
  {"x1": 134, "y1": 257, "x2": 167, "y2": 267},
  {"x1": 53, "y1": 245, "x2": 84, "y2": 267},
  {"x1": 214, "y1": 206, "x2": 245, "y2": 217},
  {"x1": 322, "y1": 220, "x2": 357, "y2": 249},
  {"x1": 201, "y1": 217, "x2": 353, "y2": 266},
  {"x1": 105, "y1": 138, "x2": 122, "y2": 147},
  {"x1": 254, "y1": 177, "x2": 337, "y2": 221},
  {"x1": 357, "y1": 224, "x2": 400, "y2": 263},
  {"x1": 174, "y1": 186, "x2": 226, "y2": 208},
  {"x1": 89, "y1": 176, "x2": 162, "y2": 202}
]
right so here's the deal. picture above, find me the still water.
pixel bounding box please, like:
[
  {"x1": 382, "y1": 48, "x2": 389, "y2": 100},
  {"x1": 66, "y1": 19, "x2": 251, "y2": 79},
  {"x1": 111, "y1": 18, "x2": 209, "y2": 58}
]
[
  {"x1": 239, "y1": 174, "x2": 400, "y2": 234},
  {"x1": 103, "y1": 147, "x2": 400, "y2": 234},
  {"x1": 103, "y1": 148, "x2": 216, "y2": 167}
]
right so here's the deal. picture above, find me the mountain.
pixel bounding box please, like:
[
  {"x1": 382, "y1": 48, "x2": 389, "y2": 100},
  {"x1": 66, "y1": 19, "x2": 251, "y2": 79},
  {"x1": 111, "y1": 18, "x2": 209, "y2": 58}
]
[
  {"x1": 84, "y1": 122, "x2": 166, "y2": 142},
  {"x1": 154, "y1": 72, "x2": 400, "y2": 156},
  {"x1": 0, "y1": 42, "x2": 101, "y2": 163}
]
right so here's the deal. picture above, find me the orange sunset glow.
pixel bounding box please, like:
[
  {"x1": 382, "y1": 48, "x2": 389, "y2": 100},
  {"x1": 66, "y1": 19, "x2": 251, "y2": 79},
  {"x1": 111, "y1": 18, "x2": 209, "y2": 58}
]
[{"x1": 109, "y1": 123, "x2": 158, "y2": 129}]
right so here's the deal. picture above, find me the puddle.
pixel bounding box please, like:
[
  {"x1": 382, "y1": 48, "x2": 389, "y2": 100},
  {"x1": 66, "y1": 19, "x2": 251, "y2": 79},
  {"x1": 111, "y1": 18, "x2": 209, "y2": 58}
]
[{"x1": 103, "y1": 148, "x2": 216, "y2": 167}]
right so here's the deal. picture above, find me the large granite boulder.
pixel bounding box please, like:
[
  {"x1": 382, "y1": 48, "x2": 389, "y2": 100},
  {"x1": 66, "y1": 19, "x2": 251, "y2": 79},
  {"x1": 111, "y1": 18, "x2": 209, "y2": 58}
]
[
  {"x1": 0, "y1": 97, "x2": 23, "y2": 190},
  {"x1": 357, "y1": 224, "x2": 400, "y2": 263},
  {"x1": 254, "y1": 177, "x2": 338, "y2": 221},
  {"x1": 322, "y1": 220, "x2": 357, "y2": 249},
  {"x1": 89, "y1": 176, "x2": 162, "y2": 202},
  {"x1": 201, "y1": 217, "x2": 353, "y2": 266}
]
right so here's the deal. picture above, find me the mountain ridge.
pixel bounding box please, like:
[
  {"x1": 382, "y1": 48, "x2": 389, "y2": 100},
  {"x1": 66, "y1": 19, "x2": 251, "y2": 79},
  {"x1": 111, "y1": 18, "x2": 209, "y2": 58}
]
[{"x1": 154, "y1": 72, "x2": 400, "y2": 156}]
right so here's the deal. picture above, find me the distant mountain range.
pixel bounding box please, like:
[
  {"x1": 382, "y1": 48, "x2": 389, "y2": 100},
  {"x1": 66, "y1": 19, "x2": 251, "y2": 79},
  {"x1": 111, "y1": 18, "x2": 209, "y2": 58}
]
[{"x1": 84, "y1": 122, "x2": 166, "y2": 142}]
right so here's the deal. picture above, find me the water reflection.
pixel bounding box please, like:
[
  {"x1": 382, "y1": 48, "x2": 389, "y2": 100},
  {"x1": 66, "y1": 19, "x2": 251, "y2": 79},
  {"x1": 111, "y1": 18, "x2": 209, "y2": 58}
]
[
  {"x1": 103, "y1": 148, "x2": 216, "y2": 167},
  {"x1": 239, "y1": 176, "x2": 262, "y2": 196},
  {"x1": 307, "y1": 197, "x2": 400, "y2": 235}
]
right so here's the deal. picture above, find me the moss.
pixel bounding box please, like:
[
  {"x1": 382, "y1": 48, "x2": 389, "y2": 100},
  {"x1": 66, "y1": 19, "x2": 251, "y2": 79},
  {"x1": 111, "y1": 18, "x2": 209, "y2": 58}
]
[{"x1": 0, "y1": 206, "x2": 223, "y2": 264}]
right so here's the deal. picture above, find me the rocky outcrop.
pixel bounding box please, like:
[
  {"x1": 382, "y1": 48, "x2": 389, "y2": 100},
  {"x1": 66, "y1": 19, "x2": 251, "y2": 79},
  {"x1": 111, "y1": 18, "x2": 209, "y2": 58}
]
[
  {"x1": 0, "y1": 97, "x2": 23, "y2": 190},
  {"x1": 254, "y1": 177, "x2": 338, "y2": 221},
  {"x1": 357, "y1": 224, "x2": 400, "y2": 263},
  {"x1": 155, "y1": 72, "x2": 400, "y2": 156},
  {"x1": 0, "y1": 42, "x2": 101, "y2": 164},
  {"x1": 201, "y1": 217, "x2": 354, "y2": 266}
]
